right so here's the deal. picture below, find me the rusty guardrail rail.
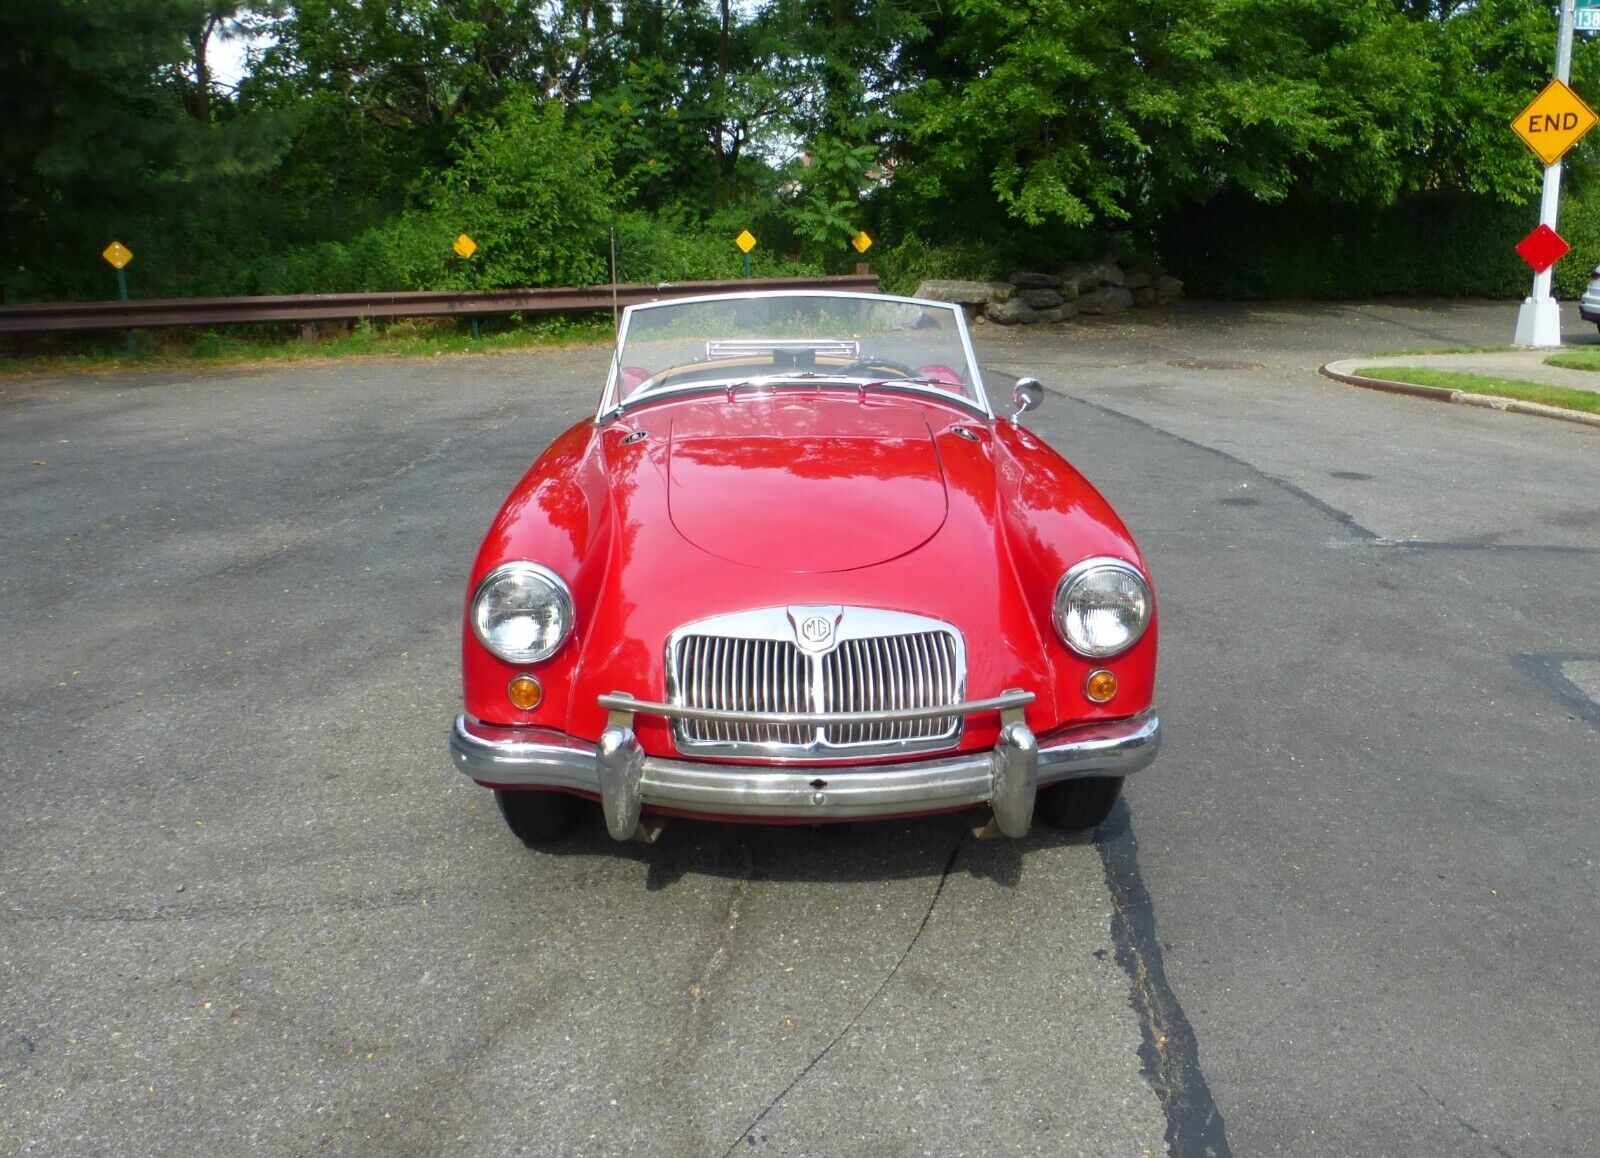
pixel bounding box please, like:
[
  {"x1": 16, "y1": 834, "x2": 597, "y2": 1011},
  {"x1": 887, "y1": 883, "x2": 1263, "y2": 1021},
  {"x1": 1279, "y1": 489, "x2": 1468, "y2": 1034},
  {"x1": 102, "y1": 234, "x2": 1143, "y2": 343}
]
[{"x1": 0, "y1": 273, "x2": 880, "y2": 335}]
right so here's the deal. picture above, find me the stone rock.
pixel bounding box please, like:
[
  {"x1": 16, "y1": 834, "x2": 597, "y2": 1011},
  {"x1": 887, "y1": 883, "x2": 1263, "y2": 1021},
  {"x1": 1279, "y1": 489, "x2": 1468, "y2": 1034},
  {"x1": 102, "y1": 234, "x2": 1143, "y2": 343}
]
[
  {"x1": 1058, "y1": 263, "x2": 1101, "y2": 293},
  {"x1": 985, "y1": 298, "x2": 1041, "y2": 324},
  {"x1": 1131, "y1": 286, "x2": 1158, "y2": 308},
  {"x1": 1008, "y1": 271, "x2": 1062, "y2": 289},
  {"x1": 1093, "y1": 261, "x2": 1126, "y2": 287},
  {"x1": 1058, "y1": 260, "x2": 1124, "y2": 292},
  {"x1": 915, "y1": 279, "x2": 1014, "y2": 306},
  {"x1": 1019, "y1": 287, "x2": 1065, "y2": 309},
  {"x1": 1033, "y1": 304, "x2": 1075, "y2": 324},
  {"x1": 1155, "y1": 275, "x2": 1184, "y2": 304},
  {"x1": 1077, "y1": 286, "x2": 1134, "y2": 315},
  {"x1": 1122, "y1": 268, "x2": 1154, "y2": 291}
]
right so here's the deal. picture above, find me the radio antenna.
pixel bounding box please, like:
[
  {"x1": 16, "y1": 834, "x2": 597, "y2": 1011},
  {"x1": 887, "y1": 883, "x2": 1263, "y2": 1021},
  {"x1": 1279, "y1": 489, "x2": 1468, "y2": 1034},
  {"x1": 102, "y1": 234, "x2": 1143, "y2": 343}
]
[{"x1": 610, "y1": 226, "x2": 620, "y2": 332}]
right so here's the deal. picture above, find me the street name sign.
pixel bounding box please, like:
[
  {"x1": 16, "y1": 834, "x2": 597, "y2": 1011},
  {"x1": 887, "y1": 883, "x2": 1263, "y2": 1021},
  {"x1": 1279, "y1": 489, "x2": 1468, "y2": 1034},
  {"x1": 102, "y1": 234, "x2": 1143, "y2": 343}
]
[{"x1": 1511, "y1": 79, "x2": 1598, "y2": 166}]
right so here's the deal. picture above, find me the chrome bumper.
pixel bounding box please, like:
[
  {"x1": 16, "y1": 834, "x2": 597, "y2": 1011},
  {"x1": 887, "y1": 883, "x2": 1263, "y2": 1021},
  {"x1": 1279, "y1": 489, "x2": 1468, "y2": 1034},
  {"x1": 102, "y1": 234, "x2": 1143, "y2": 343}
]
[{"x1": 449, "y1": 704, "x2": 1161, "y2": 841}]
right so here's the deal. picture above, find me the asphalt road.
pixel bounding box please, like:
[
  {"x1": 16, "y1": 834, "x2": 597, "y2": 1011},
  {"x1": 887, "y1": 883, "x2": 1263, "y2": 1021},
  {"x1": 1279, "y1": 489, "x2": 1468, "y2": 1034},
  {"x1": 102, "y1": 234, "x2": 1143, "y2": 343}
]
[{"x1": 2, "y1": 299, "x2": 1596, "y2": 1156}]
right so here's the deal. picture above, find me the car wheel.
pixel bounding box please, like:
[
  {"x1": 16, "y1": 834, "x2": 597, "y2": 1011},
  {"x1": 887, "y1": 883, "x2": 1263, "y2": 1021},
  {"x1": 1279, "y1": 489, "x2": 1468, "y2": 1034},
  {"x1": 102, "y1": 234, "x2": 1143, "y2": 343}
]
[
  {"x1": 494, "y1": 790, "x2": 583, "y2": 845},
  {"x1": 1035, "y1": 777, "x2": 1122, "y2": 831}
]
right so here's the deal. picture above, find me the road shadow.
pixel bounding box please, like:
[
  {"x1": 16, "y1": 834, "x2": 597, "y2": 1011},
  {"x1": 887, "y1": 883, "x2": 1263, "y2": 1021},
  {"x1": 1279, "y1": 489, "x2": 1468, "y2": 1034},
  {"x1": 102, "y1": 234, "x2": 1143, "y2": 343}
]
[{"x1": 514, "y1": 804, "x2": 1106, "y2": 891}]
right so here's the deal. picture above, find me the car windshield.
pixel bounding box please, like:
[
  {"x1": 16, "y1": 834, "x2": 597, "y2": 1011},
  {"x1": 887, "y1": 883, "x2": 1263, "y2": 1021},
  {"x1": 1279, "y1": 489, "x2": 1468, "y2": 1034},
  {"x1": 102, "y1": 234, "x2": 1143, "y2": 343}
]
[{"x1": 602, "y1": 291, "x2": 988, "y2": 415}]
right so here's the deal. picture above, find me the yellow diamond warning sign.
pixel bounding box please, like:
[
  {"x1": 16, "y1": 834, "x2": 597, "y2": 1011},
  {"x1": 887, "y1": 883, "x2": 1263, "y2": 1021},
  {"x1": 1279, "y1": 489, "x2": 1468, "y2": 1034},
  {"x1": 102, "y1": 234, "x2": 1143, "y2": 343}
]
[
  {"x1": 851, "y1": 231, "x2": 873, "y2": 254},
  {"x1": 735, "y1": 229, "x2": 757, "y2": 254},
  {"x1": 101, "y1": 241, "x2": 133, "y2": 270},
  {"x1": 1512, "y1": 79, "x2": 1598, "y2": 167},
  {"x1": 452, "y1": 233, "x2": 477, "y2": 259}
]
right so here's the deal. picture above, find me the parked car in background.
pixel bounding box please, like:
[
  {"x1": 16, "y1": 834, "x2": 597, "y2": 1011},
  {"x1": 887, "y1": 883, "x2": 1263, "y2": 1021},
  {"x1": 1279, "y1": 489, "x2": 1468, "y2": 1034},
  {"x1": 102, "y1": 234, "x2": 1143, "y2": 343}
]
[
  {"x1": 1580, "y1": 264, "x2": 1600, "y2": 331},
  {"x1": 450, "y1": 290, "x2": 1161, "y2": 848}
]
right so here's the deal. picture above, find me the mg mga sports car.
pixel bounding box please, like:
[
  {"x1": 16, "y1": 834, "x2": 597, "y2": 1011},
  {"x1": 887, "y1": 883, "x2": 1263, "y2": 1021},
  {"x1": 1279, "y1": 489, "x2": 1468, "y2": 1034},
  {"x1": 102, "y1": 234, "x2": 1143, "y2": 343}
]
[{"x1": 449, "y1": 290, "x2": 1160, "y2": 846}]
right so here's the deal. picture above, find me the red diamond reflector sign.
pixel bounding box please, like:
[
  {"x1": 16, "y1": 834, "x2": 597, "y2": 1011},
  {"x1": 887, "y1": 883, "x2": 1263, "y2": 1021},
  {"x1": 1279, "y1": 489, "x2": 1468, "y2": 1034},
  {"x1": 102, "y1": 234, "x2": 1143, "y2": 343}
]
[{"x1": 1515, "y1": 224, "x2": 1569, "y2": 274}]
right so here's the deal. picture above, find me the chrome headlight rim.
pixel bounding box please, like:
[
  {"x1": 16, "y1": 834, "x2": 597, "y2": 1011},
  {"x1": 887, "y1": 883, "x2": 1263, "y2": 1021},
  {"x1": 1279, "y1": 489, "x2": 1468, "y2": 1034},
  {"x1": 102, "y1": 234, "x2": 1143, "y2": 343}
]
[
  {"x1": 470, "y1": 561, "x2": 575, "y2": 665},
  {"x1": 1053, "y1": 556, "x2": 1152, "y2": 659}
]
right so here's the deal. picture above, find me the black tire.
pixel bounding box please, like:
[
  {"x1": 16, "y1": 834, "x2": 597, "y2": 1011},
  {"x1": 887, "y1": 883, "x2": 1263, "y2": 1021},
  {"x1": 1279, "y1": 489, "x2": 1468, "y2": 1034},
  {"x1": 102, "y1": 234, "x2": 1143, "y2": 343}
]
[
  {"x1": 1035, "y1": 777, "x2": 1123, "y2": 832},
  {"x1": 494, "y1": 790, "x2": 583, "y2": 846}
]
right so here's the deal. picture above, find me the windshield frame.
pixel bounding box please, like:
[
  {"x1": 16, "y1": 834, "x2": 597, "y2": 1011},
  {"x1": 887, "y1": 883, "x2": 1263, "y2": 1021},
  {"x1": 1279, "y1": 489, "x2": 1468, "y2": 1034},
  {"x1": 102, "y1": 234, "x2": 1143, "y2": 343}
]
[{"x1": 596, "y1": 290, "x2": 992, "y2": 423}]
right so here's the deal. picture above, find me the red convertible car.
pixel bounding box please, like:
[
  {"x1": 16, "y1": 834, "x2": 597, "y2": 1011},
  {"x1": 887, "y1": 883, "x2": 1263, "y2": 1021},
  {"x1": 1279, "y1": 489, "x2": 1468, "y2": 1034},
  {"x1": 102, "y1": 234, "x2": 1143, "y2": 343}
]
[{"x1": 450, "y1": 290, "x2": 1159, "y2": 846}]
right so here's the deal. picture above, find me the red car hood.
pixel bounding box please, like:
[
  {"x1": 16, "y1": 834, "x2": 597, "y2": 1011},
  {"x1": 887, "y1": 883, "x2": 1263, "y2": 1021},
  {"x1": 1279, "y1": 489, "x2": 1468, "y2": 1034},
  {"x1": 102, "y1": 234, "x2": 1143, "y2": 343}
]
[{"x1": 665, "y1": 396, "x2": 948, "y2": 572}]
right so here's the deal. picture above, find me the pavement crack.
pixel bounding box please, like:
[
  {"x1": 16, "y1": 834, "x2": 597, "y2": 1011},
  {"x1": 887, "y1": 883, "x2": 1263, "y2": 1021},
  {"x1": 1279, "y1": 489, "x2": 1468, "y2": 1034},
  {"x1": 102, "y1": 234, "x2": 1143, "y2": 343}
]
[
  {"x1": 1101, "y1": 808, "x2": 1230, "y2": 1158},
  {"x1": 719, "y1": 835, "x2": 966, "y2": 1156}
]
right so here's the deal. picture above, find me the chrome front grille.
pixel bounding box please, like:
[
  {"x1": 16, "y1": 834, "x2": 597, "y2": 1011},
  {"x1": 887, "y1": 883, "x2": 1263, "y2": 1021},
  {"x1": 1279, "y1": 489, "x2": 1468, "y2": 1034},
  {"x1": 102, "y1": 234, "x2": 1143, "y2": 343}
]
[
  {"x1": 819, "y1": 633, "x2": 961, "y2": 747},
  {"x1": 673, "y1": 635, "x2": 813, "y2": 748},
  {"x1": 667, "y1": 608, "x2": 966, "y2": 759}
]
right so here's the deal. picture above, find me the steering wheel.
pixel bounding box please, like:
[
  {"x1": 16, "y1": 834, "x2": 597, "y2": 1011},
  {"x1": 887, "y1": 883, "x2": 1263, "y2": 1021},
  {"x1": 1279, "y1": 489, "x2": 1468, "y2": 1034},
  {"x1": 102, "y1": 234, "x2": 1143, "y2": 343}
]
[{"x1": 841, "y1": 356, "x2": 919, "y2": 378}]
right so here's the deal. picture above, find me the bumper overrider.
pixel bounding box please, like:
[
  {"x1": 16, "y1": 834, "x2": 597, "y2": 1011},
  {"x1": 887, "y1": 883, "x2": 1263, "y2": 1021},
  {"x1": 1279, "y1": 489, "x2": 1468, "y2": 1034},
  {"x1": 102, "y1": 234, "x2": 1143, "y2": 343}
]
[{"x1": 450, "y1": 690, "x2": 1160, "y2": 840}]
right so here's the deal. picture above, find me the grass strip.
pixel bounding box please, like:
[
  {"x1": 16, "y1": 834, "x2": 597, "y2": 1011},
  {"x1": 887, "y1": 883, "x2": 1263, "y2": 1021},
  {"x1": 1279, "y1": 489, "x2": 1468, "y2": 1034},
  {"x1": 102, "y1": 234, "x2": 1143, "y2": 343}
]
[
  {"x1": 0, "y1": 315, "x2": 614, "y2": 378},
  {"x1": 1365, "y1": 344, "x2": 1514, "y2": 358},
  {"x1": 1543, "y1": 349, "x2": 1600, "y2": 372},
  {"x1": 1350, "y1": 366, "x2": 1600, "y2": 414}
]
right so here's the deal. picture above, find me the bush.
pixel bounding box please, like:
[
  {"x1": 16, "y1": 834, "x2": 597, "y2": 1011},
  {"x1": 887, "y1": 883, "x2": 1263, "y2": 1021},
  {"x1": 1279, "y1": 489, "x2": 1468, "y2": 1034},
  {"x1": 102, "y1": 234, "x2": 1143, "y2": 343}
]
[
  {"x1": 1157, "y1": 189, "x2": 1600, "y2": 300},
  {"x1": 432, "y1": 94, "x2": 617, "y2": 289},
  {"x1": 611, "y1": 210, "x2": 823, "y2": 284},
  {"x1": 871, "y1": 235, "x2": 1010, "y2": 295}
]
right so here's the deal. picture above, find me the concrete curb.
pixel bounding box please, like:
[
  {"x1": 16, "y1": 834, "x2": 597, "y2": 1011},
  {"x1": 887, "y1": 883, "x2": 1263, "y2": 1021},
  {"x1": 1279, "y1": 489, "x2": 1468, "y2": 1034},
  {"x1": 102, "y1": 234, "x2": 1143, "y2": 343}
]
[{"x1": 1320, "y1": 359, "x2": 1600, "y2": 431}]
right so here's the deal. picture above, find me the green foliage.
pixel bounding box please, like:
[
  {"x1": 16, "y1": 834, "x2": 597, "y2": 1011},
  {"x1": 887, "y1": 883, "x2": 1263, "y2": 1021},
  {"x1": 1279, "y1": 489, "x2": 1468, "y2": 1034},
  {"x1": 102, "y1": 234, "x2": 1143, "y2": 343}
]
[
  {"x1": 7, "y1": 0, "x2": 1600, "y2": 310},
  {"x1": 1552, "y1": 192, "x2": 1600, "y2": 300},
  {"x1": 871, "y1": 236, "x2": 1010, "y2": 295},
  {"x1": 1159, "y1": 192, "x2": 1519, "y2": 298},
  {"x1": 1159, "y1": 189, "x2": 1600, "y2": 300},
  {"x1": 612, "y1": 211, "x2": 821, "y2": 284},
  {"x1": 889, "y1": 0, "x2": 1572, "y2": 234},
  {"x1": 785, "y1": 138, "x2": 880, "y2": 266},
  {"x1": 0, "y1": 0, "x2": 291, "y2": 301},
  {"x1": 432, "y1": 95, "x2": 617, "y2": 288}
]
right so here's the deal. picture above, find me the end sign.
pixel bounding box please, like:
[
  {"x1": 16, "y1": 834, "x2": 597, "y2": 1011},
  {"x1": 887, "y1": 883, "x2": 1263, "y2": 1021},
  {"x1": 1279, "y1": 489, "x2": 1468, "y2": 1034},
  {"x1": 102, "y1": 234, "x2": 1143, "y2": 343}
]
[{"x1": 1512, "y1": 79, "x2": 1598, "y2": 166}]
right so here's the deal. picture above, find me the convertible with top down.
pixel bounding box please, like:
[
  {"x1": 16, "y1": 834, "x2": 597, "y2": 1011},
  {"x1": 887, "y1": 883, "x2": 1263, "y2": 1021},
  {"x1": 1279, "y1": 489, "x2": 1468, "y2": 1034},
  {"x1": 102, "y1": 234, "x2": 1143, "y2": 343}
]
[{"x1": 449, "y1": 289, "x2": 1160, "y2": 846}]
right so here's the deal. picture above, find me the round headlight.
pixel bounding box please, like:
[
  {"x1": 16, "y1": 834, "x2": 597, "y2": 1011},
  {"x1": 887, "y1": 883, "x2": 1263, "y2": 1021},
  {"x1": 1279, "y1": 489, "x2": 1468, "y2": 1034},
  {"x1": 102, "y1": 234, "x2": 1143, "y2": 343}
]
[
  {"x1": 1054, "y1": 558, "x2": 1152, "y2": 658},
  {"x1": 470, "y1": 562, "x2": 574, "y2": 664}
]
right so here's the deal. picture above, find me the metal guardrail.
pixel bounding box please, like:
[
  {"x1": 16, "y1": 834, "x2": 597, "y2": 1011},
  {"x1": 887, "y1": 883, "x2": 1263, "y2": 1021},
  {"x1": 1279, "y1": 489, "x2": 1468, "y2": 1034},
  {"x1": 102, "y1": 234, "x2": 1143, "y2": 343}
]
[{"x1": 0, "y1": 274, "x2": 880, "y2": 334}]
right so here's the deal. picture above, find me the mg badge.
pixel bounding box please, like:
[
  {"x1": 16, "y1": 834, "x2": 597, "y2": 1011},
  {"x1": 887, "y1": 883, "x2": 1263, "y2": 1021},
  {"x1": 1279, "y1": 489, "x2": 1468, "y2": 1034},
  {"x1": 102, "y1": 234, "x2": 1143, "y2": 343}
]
[
  {"x1": 788, "y1": 605, "x2": 843, "y2": 654},
  {"x1": 799, "y1": 616, "x2": 833, "y2": 646}
]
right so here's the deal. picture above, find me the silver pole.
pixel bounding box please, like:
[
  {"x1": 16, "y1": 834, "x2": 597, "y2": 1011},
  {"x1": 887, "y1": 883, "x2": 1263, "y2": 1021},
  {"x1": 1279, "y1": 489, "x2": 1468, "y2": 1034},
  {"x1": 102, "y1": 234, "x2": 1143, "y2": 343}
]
[{"x1": 1515, "y1": 0, "x2": 1577, "y2": 347}]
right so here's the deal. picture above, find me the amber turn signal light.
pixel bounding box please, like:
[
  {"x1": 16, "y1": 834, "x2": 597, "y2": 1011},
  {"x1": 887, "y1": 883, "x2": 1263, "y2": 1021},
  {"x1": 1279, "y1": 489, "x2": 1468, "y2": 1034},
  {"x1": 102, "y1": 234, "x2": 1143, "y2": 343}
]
[
  {"x1": 1084, "y1": 669, "x2": 1118, "y2": 703},
  {"x1": 507, "y1": 674, "x2": 543, "y2": 710}
]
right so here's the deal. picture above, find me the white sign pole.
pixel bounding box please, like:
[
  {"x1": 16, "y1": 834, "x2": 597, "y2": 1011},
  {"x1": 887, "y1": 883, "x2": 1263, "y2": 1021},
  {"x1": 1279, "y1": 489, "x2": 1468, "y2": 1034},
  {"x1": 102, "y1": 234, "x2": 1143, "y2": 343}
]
[{"x1": 1514, "y1": 0, "x2": 1578, "y2": 347}]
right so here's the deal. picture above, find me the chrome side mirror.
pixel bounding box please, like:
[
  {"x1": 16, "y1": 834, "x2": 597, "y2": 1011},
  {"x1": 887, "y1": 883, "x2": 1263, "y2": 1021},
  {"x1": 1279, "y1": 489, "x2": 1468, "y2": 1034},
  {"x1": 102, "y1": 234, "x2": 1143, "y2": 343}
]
[{"x1": 1010, "y1": 377, "x2": 1044, "y2": 423}]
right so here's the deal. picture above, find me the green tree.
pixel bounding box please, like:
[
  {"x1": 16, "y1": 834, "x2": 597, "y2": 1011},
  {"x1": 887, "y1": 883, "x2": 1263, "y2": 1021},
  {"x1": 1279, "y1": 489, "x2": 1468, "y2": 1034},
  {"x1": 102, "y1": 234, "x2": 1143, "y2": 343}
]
[
  {"x1": 888, "y1": 0, "x2": 1579, "y2": 234},
  {"x1": 0, "y1": 0, "x2": 288, "y2": 300},
  {"x1": 431, "y1": 92, "x2": 618, "y2": 287}
]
